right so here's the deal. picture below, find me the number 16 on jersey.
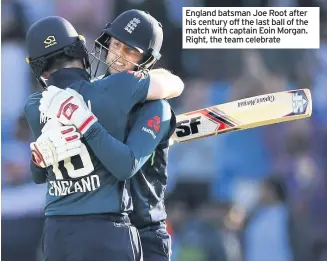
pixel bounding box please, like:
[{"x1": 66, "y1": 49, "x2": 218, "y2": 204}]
[{"x1": 52, "y1": 144, "x2": 94, "y2": 180}]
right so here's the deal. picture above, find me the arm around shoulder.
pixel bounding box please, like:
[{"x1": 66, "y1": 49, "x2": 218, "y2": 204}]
[
  {"x1": 147, "y1": 69, "x2": 184, "y2": 100},
  {"x1": 83, "y1": 100, "x2": 172, "y2": 181}
]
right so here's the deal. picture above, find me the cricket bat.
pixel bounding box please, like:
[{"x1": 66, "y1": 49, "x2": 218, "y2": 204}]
[{"x1": 171, "y1": 89, "x2": 312, "y2": 143}]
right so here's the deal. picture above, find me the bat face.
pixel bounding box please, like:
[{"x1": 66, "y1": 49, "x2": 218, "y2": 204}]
[{"x1": 172, "y1": 89, "x2": 312, "y2": 143}]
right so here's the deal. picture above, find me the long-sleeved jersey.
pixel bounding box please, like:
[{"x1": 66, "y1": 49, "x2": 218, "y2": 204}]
[
  {"x1": 128, "y1": 103, "x2": 176, "y2": 228},
  {"x1": 24, "y1": 68, "x2": 173, "y2": 216}
]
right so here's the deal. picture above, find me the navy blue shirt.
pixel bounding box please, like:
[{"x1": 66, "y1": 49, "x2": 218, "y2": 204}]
[
  {"x1": 25, "y1": 68, "x2": 172, "y2": 216},
  {"x1": 128, "y1": 103, "x2": 176, "y2": 228}
]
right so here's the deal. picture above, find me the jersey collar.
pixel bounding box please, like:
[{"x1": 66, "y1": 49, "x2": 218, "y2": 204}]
[{"x1": 47, "y1": 68, "x2": 90, "y2": 89}]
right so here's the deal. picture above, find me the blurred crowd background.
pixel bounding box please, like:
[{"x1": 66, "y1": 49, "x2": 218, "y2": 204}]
[{"x1": 2, "y1": 0, "x2": 327, "y2": 260}]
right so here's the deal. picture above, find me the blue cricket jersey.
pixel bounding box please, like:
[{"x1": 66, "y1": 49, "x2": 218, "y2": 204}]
[{"x1": 25, "y1": 68, "x2": 172, "y2": 216}]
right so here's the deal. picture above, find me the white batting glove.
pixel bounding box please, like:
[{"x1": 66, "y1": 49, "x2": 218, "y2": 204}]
[
  {"x1": 39, "y1": 85, "x2": 97, "y2": 134},
  {"x1": 30, "y1": 120, "x2": 82, "y2": 168}
]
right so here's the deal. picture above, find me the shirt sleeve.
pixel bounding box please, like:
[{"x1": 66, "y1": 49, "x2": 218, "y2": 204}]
[
  {"x1": 97, "y1": 71, "x2": 150, "y2": 112},
  {"x1": 29, "y1": 161, "x2": 47, "y2": 184},
  {"x1": 83, "y1": 100, "x2": 172, "y2": 181},
  {"x1": 24, "y1": 99, "x2": 47, "y2": 184}
]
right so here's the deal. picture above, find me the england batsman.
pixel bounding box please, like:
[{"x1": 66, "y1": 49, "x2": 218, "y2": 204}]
[
  {"x1": 24, "y1": 15, "x2": 182, "y2": 260},
  {"x1": 89, "y1": 10, "x2": 177, "y2": 260}
]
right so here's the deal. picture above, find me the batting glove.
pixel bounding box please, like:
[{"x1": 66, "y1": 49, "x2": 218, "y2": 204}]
[
  {"x1": 39, "y1": 85, "x2": 97, "y2": 134},
  {"x1": 30, "y1": 120, "x2": 82, "y2": 168}
]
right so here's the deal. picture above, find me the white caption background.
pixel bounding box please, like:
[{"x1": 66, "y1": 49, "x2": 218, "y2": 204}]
[{"x1": 183, "y1": 7, "x2": 320, "y2": 49}]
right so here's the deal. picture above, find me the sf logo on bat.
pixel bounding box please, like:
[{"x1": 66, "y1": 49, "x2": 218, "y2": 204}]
[{"x1": 175, "y1": 116, "x2": 201, "y2": 137}]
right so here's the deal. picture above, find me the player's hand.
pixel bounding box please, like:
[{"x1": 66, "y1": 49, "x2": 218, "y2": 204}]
[
  {"x1": 39, "y1": 85, "x2": 97, "y2": 134},
  {"x1": 30, "y1": 120, "x2": 82, "y2": 168}
]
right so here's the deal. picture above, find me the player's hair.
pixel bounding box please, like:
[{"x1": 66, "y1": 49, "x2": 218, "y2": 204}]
[{"x1": 43, "y1": 54, "x2": 83, "y2": 74}]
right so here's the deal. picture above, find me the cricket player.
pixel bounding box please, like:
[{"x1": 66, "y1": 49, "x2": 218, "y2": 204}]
[
  {"x1": 90, "y1": 9, "x2": 175, "y2": 260},
  {"x1": 24, "y1": 16, "x2": 182, "y2": 260}
]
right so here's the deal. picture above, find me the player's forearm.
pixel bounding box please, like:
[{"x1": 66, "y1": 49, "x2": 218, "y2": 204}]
[
  {"x1": 25, "y1": 107, "x2": 47, "y2": 184},
  {"x1": 147, "y1": 69, "x2": 184, "y2": 100},
  {"x1": 83, "y1": 122, "x2": 144, "y2": 181},
  {"x1": 83, "y1": 101, "x2": 171, "y2": 181},
  {"x1": 30, "y1": 161, "x2": 47, "y2": 184}
]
